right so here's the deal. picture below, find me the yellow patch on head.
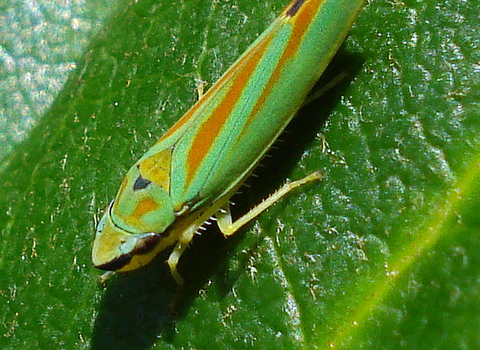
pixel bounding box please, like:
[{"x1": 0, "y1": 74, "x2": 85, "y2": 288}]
[{"x1": 138, "y1": 147, "x2": 173, "y2": 192}]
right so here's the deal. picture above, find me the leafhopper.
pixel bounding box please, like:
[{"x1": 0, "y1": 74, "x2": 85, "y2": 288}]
[{"x1": 92, "y1": 0, "x2": 364, "y2": 284}]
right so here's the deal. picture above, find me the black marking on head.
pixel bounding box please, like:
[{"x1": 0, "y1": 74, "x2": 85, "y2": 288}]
[
  {"x1": 132, "y1": 233, "x2": 162, "y2": 255},
  {"x1": 96, "y1": 253, "x2": 133, "y2": 271},
  {"x1": 286, "y1": 0, "x2": 306, "y2": 17},
  {"x1": 133, "y1": 175, "x2": 152, "y2": 191}
]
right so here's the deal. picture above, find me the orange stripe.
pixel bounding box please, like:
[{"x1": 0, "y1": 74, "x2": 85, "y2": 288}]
[
  {"x1": 184, "y1": 0, "x2": 321, "y2": 185},
  {"x1": 159, "y1": 0, "x2": 323, "y2": 144},
  {"x1": 132, "y1": 197, "x2": 159, "y2": 221},
  {"x1": 184, "y1": 35, "x2": 274, "y2": 185},
  {"x1": 246, "y1": 0, "x2": 322, "y2": 126},
  {"x1": 156, "y1": 68, "x2": 229, "y2": 142},
  {"x1": 158, "y1": 35, "x2": 268, "y2": 143}
]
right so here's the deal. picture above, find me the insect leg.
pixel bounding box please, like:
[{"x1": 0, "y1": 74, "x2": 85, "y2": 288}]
[{"x1": 216, "y1": 171, "x2": 323, "y2": 236}]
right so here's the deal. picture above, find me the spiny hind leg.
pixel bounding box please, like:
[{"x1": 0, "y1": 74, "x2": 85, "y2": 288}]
[{"x1": 216, "y1": 171, "x2": 323, "y2": 236}]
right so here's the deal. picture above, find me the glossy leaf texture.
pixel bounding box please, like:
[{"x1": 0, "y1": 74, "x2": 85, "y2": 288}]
[
  {"x1": 0, "y1": 0, "x2": 119, "y2": 167},
  {"x1": 0, "y1": 0, "x2": 479, "y2": 349}
]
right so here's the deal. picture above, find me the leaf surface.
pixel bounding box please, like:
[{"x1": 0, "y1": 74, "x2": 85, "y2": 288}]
[{"x1": 0, "y1": 0, "x2": 479, "y2": 348}]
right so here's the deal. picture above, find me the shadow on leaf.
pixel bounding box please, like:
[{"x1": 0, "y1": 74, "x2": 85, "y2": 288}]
[{"x1": 90, "y1": 50, "x2": 363, "y2": 350}]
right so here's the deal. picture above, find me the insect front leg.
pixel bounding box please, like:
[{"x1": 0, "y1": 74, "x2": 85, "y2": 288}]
[
  {"x1": 168, "y1": 242, "x2": 188, "y2": 285},
  {"x1": 167, "y1": 220, "x2": 202, "y2": 285}
]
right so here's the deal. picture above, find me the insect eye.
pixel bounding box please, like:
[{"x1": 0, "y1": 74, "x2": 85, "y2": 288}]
[
  {"x1": 133, "y1": 175, "x2": 152, "y2": 191},
  {"x1": 132, "y1": 233, "x2": 162, "y2": 254}
]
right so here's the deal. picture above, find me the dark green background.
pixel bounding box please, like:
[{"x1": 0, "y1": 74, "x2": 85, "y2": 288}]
[{"x1": 1, "y1": 0, "x2": 479, "y2": 348}]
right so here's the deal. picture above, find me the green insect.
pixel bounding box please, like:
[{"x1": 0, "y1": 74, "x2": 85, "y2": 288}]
[{"x1": 92, "y1": 0, "x2": 364, "y2": 284}]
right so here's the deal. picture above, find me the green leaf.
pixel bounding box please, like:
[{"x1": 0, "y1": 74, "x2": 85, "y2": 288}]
[{"x1": 1, "y1": 0, "x2": 479, "y2": 349}]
